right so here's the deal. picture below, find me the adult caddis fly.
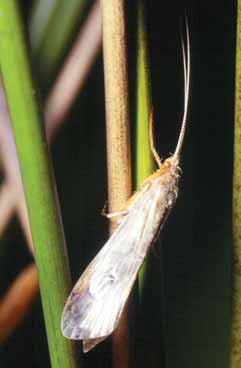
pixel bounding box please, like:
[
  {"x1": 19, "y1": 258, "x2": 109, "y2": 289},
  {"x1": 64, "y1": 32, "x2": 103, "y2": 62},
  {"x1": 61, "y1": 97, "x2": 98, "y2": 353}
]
[{"x1": 61, "y1": 24, "x2": 190, "y2": 353}]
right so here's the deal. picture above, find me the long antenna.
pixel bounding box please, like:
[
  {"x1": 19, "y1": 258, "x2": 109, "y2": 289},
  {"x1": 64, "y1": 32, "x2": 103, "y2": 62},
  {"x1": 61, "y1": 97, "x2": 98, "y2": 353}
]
[{"x1": 173, "y1": 19, "x2": 190, "y2": 162}]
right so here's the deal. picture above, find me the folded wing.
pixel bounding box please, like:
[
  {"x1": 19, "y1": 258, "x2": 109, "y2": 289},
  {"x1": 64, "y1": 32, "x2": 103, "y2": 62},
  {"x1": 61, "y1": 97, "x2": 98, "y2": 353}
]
[{"x1": 61, "y1": 180, "x2": 167, "y2": 351}]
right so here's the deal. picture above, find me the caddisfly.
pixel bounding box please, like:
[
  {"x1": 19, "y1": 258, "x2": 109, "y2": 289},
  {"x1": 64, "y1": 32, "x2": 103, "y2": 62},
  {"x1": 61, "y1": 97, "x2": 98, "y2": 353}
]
[{"x1": 61, "y1": 24, "x2": 190, "y2": 353}]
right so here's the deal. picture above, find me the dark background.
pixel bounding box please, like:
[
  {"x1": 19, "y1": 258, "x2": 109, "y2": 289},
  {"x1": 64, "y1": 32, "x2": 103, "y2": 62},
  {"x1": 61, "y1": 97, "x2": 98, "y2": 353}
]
[{"x1": 0, "y1": 1, "x2": 236, "y2": 367}]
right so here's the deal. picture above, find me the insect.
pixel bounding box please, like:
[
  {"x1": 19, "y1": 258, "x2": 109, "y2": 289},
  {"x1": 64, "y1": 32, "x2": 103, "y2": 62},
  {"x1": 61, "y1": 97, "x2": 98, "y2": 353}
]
[{"x1": 61, "y1": 24, "x2": 190, "y2": 353}]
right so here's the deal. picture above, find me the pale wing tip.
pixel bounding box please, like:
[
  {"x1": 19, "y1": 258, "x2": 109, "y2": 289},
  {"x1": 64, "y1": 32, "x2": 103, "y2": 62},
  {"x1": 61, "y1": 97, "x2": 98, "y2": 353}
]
[
  {"x1": 61, "y1": 320, "x2": 91, "y2": 341},
  {"x1": 61, "y1": 302, "x2": 112, "y2": 343},
  {"x1": 61, "y1": 312, "x2": 109, "y2": 353},
  {"x1": 61, "y1": 303, "x2": 91, "y2": 340}
]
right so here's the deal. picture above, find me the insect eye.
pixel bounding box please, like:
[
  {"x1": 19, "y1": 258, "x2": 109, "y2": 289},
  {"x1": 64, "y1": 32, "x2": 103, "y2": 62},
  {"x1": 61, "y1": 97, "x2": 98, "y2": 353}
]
[{"x1": 163, "y1": 159, "x2": 171, "y2": 168}]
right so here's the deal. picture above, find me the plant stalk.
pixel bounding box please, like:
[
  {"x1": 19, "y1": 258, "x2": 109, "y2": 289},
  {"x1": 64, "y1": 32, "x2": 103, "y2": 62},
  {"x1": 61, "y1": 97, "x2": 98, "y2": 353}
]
[
  {"x1": 136, "y1": 0, "x2": 153, "y2": 299},
  {"x1": 0, "y1": 1, "x2": 79, "y2": 367},
  {"x1": 101, "y1": 0, "x2": 132, "y2": 366}
]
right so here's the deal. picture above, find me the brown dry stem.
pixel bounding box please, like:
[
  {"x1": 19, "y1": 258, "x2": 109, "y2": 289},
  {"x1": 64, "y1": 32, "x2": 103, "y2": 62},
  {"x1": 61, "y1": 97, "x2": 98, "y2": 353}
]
[
  {"x1": 0, "y1": 263, "x2": 39, "y2": 342},
  {"x1": 101, "y1": 1, "x2": 132, "y2": 366}
]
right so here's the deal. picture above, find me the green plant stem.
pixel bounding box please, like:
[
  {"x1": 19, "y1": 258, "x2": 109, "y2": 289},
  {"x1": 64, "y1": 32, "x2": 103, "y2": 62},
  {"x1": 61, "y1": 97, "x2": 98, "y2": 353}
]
[
  {"x1": 230, "y1": 1, "x2": 241, "y2": 366},
  {"x1": 0, "y1": 1, "x2": 79, "y2": 367},
  {"x1": 136, "y1": 0, "x2": 153, "y2": 298},
  {"x1": 30, "y1": 0, "x2": 89, "y2": 80},
  {"x1": 101, "y1": 0, "x2": 132, "y2": 366}
]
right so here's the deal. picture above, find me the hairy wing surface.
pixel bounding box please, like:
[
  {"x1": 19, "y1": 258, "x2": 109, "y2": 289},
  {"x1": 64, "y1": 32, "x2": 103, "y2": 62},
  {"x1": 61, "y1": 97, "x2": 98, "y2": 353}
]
[{"x1": 61, "y1": 182, "x2": 164, "y2": 347}]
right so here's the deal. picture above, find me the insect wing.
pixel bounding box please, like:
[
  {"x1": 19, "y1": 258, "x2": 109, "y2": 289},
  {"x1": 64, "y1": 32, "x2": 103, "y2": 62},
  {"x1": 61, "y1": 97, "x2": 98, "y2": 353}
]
[{"x1": 61, "y1": 185, "x2": 160, "y2": 351}]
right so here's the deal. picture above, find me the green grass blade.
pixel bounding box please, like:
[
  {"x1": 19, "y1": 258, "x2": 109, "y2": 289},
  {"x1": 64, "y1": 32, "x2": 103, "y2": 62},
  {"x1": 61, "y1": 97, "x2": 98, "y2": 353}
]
[
  {"x1": 136, "y1": 0, "x2": 154, "y2": 296},
  {"x1": 0, "y1": 1, "x2": 79, "y2": 367},
  {"x1": 230, "y1": 1, "x2": 241, "y2": 365},
  {"x1": 30, "y1": 0, "x2": 89, "y2": 80}
]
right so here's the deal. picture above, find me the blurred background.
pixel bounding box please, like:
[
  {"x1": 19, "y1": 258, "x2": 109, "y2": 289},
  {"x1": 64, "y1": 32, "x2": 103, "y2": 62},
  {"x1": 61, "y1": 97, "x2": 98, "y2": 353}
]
[{"x1": 0, "y1": 1, "x2": 236, "y2": 367}]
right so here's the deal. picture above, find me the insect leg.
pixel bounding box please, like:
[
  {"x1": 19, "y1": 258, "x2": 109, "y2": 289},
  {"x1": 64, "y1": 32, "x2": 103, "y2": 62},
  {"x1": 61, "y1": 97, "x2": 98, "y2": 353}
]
[
  {"x1": 105, "y1": 209, "x2": 129, "y2": 219},
  {"x1": 101, "y1": 204, "x2": 128, "y2": 219}
]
